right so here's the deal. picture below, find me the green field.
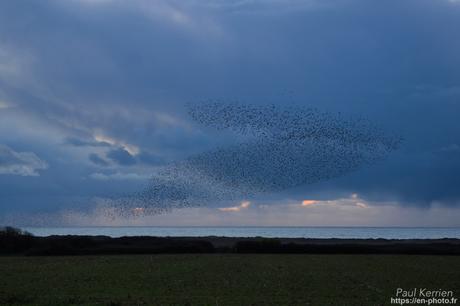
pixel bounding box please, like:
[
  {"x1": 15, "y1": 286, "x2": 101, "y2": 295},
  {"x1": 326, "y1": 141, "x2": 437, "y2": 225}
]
[{"x1": 0, "y1": 254, "x2": 459, "y2": 306}]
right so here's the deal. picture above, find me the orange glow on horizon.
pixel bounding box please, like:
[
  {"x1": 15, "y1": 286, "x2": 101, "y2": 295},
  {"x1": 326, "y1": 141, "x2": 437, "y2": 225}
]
[{"x1": 301, "y1": 200, "x2": 317, "y2": 206}]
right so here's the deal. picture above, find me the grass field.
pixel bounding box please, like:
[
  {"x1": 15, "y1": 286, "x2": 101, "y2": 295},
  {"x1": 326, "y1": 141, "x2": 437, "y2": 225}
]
[{"x1": 0, "y1": 254, "x2": 459, "y2": 306}]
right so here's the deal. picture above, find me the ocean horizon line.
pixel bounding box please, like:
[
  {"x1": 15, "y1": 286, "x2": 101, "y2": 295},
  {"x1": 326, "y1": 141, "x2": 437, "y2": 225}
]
[{"x1": 19, "y1": 225, "x2": 460, "y2": 228}]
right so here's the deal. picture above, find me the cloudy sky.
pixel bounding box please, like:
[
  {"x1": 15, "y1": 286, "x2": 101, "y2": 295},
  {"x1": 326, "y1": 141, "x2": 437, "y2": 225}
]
[{"x1": 1, "y1": 0, "x2": 460, "y2": 226}]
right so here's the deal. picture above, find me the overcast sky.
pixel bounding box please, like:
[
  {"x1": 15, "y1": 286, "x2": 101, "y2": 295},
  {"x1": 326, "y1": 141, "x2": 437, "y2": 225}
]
[{"x1": 1, "y1": 0, "x2": 460, "y2": 226}]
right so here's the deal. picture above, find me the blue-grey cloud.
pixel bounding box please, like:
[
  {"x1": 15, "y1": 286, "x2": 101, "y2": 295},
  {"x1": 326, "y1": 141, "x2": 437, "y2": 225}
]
[
  {"x1": 88, "y1": 153, "x2": 110, "y2": 167},
  {"x1": 65, "y1": 136, "x2": 111, "y2": 147},
  {"x1": 137, "y1": 151, "x2": 165, "y2": 166},
  {"x1": 106, "y1": 148, "x2": 136, "y2": 166},
  {"x1": 0, "y1": 145, "x2": 48, "y2": 176}
]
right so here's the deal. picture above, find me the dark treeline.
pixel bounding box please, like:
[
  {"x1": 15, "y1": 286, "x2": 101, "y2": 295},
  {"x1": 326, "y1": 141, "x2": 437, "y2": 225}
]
[{"x1": 1, "y1": 227, "x2": 460, "y2": 256}]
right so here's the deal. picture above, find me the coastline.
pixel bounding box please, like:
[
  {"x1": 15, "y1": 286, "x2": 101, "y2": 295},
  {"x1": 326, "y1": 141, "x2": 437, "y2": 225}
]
[{"x1": 2, "y1": 234, "x2": 460, "y2": 255}]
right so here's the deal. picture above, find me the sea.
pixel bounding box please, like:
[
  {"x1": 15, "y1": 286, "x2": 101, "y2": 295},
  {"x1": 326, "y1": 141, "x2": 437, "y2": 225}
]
[{"x1": 22, "y1": 227, "x2": 460, "y2": 239}]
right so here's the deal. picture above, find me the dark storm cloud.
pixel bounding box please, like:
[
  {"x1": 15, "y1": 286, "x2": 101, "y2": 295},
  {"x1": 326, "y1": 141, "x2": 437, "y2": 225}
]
[
  {"x1": 90, "y1": 149, "x2": 165, "y2": 167},
  {"x1": 65, "y1": 137, "x2": 111, "y2": 148},
  {"x1": 105, "y1": 148, "x2": 165, "y2": 167},
  {"x1": 106, "y1": 148, "x2": 136, "y2": 166},
  {"x1": 88, "y1": 153, "x2": 109, "y2": 167},
  {"x1": 0, "y1": 0, "x2": 460, "y2": 217},
  {"x1": 137, "y1": 151, "x2": 165, "y2": 166}
]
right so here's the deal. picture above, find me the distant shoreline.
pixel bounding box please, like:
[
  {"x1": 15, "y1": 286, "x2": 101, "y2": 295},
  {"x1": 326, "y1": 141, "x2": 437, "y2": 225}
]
[
  {"x1": 2, "y1": 232, "x2": 460, "y2": 255},
  {"x1": 20, "y1": 226, "x2": 460, "y2": 240},
  {"x1": 21, "y1": 225, "x2": 460, "y2": 228}
]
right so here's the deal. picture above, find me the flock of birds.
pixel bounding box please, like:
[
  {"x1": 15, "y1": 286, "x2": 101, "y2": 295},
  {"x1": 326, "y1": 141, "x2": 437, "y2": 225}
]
[{"x1": 117, "y1": 102, "x2": 401, "y2": 215}]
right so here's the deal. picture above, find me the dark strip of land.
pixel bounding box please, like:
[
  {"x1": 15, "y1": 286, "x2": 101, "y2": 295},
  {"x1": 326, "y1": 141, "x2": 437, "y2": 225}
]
[{"x1": 2, "y1": 231, "x2": 460, "y2": 255}]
